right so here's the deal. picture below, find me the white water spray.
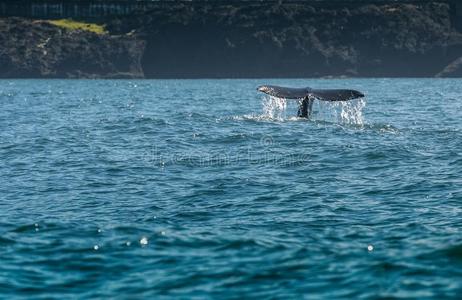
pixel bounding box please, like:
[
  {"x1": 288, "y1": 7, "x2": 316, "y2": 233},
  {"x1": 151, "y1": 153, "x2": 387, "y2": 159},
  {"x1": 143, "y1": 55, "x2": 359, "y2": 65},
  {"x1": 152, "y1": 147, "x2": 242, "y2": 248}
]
[
  {"x1": 261, "y1": 95, "x2": 366, "y2": 125},
  {"x1": 313, "y1": 98, "x2": 366, "y2": 125},
  {"x1": 262, "y1": 95, "x2": 288, "y2": 120}
]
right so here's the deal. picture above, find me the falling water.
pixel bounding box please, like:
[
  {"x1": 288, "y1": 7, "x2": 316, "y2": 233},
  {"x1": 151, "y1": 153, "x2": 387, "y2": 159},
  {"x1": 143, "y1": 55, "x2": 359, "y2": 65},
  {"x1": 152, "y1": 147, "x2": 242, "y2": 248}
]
[
  {"x1": 262, "y1": 95, "x2": 288, "y2": 120},
  {"x1": 313, "y1": 98, "x2": 366, "y2": 125},
  {"x1": 262, "y1": 95, "x2": 366, "y2": 125}
]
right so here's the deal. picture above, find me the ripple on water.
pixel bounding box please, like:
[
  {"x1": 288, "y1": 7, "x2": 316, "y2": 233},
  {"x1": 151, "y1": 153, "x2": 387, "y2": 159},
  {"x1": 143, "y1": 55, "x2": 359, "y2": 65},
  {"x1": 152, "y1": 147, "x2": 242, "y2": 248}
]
[{"x1": 0, "y1": 79, "x2": 461, "y2": 298}]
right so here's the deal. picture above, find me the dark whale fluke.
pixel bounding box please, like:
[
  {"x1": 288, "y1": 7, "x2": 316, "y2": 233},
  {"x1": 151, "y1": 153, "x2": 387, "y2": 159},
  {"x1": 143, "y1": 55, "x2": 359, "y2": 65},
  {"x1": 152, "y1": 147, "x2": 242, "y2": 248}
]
[
  {"x1": 257, "y1": 85, "x2": 364, "y2": 101},
  {"x1": 257, "y1": 85, "x2": 364, "y2": 118}
]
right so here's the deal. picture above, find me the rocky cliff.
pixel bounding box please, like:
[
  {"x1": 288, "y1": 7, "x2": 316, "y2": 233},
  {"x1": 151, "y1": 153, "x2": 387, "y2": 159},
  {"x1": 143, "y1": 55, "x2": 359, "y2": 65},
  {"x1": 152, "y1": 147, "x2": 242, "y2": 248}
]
[
  {"x1": 0, "y1": 18, "x2": 145, "y2": 78},
  {"x1": 1, "y1": 1, "x2": 462, "y2": 78},
  {"x1": 106, "y1": 1, "x2": 462, "y2": 78}
]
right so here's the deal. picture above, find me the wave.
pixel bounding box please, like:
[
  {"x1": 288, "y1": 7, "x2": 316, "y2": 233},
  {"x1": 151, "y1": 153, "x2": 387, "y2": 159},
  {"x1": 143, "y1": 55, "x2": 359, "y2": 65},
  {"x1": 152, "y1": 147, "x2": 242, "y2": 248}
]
[{"x1": 420, "y1": 243, "x2": 462, "y2": 262}]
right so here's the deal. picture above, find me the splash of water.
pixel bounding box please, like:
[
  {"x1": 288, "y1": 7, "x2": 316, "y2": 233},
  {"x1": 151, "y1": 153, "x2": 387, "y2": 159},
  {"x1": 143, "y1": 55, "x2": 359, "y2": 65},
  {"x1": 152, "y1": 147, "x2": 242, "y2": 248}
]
[
  {"x1": 261, "y1": 95, "x2": 366, "y2": 125},
  {"x1": 262, "y1": 95, "x2": 288, "y2": 120},
  {"x1": 313, "y1": 98, "x2": 366, "y2": 125}
]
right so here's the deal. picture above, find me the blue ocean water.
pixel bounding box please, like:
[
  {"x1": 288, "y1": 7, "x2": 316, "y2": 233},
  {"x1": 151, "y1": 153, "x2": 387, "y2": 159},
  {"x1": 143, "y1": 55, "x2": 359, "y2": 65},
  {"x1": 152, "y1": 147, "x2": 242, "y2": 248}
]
[{"x1": 0, "y1": 79, "x2": 461, "y2": 298}]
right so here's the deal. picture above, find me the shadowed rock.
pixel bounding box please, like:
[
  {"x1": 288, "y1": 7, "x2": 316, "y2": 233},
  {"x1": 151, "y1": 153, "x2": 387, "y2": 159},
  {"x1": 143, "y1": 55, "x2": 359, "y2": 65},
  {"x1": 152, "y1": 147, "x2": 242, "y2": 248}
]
[
  {"x1": 0, "y1": 18, "x2": 145, "y2": 78},
  {"x1": 1, "y1": 1, "x2": 462, "y2": 78}
]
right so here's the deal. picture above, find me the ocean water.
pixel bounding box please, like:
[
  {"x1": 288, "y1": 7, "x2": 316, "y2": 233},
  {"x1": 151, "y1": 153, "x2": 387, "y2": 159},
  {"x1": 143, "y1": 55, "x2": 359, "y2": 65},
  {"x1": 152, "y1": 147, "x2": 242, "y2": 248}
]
[{"x1": 0, "y1": 79, "x2": 461, "y2": 298}]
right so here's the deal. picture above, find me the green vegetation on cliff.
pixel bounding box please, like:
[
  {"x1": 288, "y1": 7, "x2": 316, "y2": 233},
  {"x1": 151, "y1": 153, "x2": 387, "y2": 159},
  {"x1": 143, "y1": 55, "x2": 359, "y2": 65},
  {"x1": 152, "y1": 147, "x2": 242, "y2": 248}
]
[
  {"x1": 48, "y1": 19, "x2": 107, "y2": 34},
  {"x1": 0, "y1": 18, "x2": 144, "y2": 78}
]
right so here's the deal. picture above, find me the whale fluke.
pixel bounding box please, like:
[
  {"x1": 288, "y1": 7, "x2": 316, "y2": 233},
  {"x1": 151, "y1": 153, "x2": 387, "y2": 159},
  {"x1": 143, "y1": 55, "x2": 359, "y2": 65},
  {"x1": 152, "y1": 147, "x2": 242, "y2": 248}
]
[{"x1": 257, "y1": 85, "x2": 364, "y2": 101}]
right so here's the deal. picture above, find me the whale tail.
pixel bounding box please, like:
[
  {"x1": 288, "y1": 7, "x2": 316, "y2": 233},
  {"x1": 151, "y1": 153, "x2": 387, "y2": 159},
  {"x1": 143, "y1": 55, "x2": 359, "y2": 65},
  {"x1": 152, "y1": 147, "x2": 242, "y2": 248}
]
[{"x1": 257, "y1": 85, "x2": 364, "y2": 101}]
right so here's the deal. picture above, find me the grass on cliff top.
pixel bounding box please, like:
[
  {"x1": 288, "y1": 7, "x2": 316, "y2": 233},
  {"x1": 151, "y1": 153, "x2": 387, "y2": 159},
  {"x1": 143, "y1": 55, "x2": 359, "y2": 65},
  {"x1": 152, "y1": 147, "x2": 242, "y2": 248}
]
[{"x1": 48, "y1": 19, "x2": 107, "y2": 34}]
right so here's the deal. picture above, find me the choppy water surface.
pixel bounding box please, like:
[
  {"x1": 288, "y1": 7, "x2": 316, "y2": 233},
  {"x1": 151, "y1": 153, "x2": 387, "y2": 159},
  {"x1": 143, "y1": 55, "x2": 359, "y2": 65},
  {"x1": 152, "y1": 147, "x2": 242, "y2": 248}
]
[{"x1": 1, "y1": 79, "x2": 461, "y2": 298}]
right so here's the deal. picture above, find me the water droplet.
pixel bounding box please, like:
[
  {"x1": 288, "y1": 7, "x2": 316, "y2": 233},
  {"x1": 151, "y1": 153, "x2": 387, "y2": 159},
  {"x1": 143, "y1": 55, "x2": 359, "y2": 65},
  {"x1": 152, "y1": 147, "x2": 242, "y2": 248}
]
[
  {"x1": 126, "y1": 241, "x2": 131, "y2": 247},
  {"x1": 161, "y1": 231, "x2": 166, "y2": 236},
  {"x1": 367, "y1": 245, "x2": 374, "y2": 252},
  {"x1": 140, "y1": 237, "x2": 148, "y2": 245},
  {"x1": 94, "y1": 245, "x2": 99, "y2": 250},
  {"x1": 262, "y1": 95, "x2": 287, "y2": 120},
  {"x1": 97, "y1": 228, "x2": 102, "y2": 233}
]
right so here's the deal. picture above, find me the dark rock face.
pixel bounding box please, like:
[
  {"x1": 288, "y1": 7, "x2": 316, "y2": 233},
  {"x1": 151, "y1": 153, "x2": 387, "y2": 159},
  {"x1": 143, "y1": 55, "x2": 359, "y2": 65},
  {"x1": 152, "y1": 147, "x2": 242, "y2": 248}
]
[
  {"x1": 1, "y1": 2, "x2": 462, "y2": 78},
  {"x1": 107, "y1": 1, "x2": 462, "y2": 78},
  {"x1": 0, "y1": 18, "x2": 145, "y2": 78}
]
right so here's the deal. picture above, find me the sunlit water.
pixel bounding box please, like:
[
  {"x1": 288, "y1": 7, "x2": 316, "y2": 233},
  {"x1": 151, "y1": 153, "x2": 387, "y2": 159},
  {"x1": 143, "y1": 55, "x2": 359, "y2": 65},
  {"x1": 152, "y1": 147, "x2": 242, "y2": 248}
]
[{"x1": 0, "y1": 79, "x2": 461, "y2": 298}]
